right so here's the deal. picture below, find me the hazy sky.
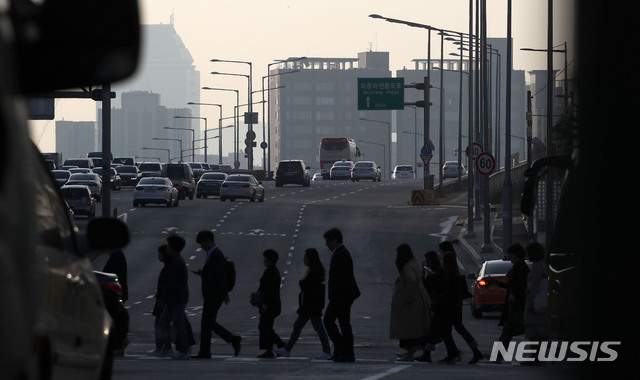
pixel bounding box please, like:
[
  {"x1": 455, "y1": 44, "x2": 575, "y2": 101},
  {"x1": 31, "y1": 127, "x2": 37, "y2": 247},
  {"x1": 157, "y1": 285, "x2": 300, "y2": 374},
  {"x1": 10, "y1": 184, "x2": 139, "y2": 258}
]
[{"x1": 31, "y1": 0, "x2": 575, "y2": 154}]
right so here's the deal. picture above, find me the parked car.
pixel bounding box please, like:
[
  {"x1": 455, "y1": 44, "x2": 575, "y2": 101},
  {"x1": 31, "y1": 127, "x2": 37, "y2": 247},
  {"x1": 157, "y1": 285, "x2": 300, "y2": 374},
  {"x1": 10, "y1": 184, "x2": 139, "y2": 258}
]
[
  {"x1": 138, "y1": 162, "x2": 164, "y2": 178},
  {"x1": 51, "y1": 169, "x2": 71, "y2": 187},
  {"x1": 351, "y1": 161, "x2": 381, "y2": 182},
  {"x1": 66, "y1": 173, "x2": 103, "y2": 201},
  {"x1": 94, "y1": 271, "x2": 129, "y2": 354},
  {"x1": 443, "y1": 161, "x2": 466, "y2": 178},
  {"x1": 63, "y1": 157, "x2": 95, "y2": 169},
  {"x1": 133, "y1": 177, "x2": 179, "y2": 207},
  {"x1": 469, "y1": 259, "x2": 532, "y2": 318},
  {"x1": 330, "y1": 160, "x2": 354, "y2": 180},
  {"x1": 275, "y1": 159, "x2": 310, "y2": 187},
  {"x1": 162, "y1": 163, "x2": 195, "y2": 200},
  {"x1": 196, "y1": 172, "x2": 228, "y2": 198},
  {"x1": 392, "y1": 165, "x2": 415, "y2": 179},
  {"x1": 60, "y1": 185, "x2": 96, "y2": 218},
  {"x1": 220, "y1": 174, "x2": 265, "y2": 202},
  {"x1": 115, "y1": 165, "x2": 142, "y2": 186},
  {"x1": 93, "y1": 167, "x2": 122, "y2": 191},
  {"x1": 312, "y1": 173, "x2": 323, "y2": 181}
]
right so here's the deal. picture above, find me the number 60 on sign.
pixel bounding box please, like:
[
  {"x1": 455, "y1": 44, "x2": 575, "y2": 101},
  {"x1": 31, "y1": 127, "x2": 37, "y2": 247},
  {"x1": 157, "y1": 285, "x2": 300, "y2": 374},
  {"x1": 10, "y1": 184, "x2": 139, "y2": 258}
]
[{"x1": 475, "y1": 152, "x2": 496, "y2": 175}]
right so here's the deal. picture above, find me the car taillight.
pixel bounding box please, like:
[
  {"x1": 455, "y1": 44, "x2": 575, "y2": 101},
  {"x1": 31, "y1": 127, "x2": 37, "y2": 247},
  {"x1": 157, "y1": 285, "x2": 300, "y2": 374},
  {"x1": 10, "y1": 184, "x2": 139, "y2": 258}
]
[
  {"x1": 242, "y1": 184, "x2": 250, "y2": 187},
  {"x1": 86, "y1": 197, "x2": 92, "y2": 205},
  {"x1": 478, "y1": 279, "x2": 488, "y2": 287},
  {"x1": 221, "y1": 183, "x2": 227, "y2": 187}
]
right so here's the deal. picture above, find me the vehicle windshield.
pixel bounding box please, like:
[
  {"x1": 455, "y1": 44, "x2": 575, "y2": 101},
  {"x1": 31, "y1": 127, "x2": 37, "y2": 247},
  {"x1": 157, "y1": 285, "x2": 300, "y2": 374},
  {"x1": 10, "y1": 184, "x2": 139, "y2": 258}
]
[
  {"x1": 188, "y1": 163, "x2": 202, "y2": 169},
  {"x1": 69, "y1": 174, "x2": 97, "y2": 181},
  {"x1": 61, "y1": 187, "x2": 90, "y2": 199},
  {"x1": 396, "y1": 166, "x2": 413, "y2": 171},
  {"x1": 333, "y1": 162, "x2": 352, "y2": 167},
  {"x1": 138, "y1": 178, "x2": 167, "y2": 185},
  {"x1": 278, "y1": 162, "x2": 302, "y2": 169},
  {"x1": 116, "y1": 166, "x2": 137, "y2": 173},
  {"x1": 166, "y1": 165, "x2": 185, "y2": 177},
  {"x1": 52, "y1": 171, "x2": 70, "y2": 179},
  {"x1": 139, "y1": 163, "x2": 161, "y2": 171},
  {"x1": 483, "y1": 261, "x2": 513, "y2": 276},
  {"x1": 226, "y1": 175, "x2": 251, "y2": 182},
  {"x1": 354, "y1": 162, "x2": 374, "y2": 168},
  {"x1": 201, "y1": 173, "x2": 227, "y2": 180}
]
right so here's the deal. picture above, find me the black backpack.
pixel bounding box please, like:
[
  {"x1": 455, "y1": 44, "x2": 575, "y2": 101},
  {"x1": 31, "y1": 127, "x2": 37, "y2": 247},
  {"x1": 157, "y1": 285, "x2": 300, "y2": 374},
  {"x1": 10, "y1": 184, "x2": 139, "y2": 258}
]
[{"x1": 223, "y1": 257, "x2": 236, "y2": 292}]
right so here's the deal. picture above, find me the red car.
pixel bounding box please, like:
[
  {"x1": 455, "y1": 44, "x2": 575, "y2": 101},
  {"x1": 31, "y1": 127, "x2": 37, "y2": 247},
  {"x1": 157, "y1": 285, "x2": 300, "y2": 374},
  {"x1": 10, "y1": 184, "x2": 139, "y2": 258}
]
[{"x1": 469, "y1": 259, "x2": 531, "y2": 318}]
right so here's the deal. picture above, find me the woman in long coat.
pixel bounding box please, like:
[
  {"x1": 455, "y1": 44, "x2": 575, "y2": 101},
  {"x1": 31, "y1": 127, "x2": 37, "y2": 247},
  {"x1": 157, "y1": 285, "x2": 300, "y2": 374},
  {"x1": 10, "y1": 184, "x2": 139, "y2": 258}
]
[{"x1": 390, "y1": 244, "x2": 432, "y2": 361}]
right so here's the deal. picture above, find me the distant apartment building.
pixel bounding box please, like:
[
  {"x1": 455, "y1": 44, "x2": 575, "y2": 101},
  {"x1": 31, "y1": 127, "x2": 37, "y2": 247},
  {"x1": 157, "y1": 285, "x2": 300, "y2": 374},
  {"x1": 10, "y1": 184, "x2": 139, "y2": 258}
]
[
  {"x1": 101, "y1": 91, "x2": 200, "y2": 163},
  {"x1": 55, "y1": 121, "x2": 97, "y2": 159},
  {"x1": 268, "y1": 51, "x2": 392, "y2": 175},
  {"x1": 98, "y1": 22, "x2": 202, "y2": 162}
]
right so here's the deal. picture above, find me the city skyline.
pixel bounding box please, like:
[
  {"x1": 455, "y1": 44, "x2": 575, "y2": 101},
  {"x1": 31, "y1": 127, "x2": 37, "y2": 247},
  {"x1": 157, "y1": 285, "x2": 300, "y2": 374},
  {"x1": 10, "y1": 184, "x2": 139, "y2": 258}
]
[{"x1": 30, "y1": 0, "x2": 575, "y2": 154}]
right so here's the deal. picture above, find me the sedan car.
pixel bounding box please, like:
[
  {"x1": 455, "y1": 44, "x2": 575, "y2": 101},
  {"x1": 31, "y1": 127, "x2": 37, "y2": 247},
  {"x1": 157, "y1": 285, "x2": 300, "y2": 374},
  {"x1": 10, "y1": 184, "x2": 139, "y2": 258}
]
[
  {"x1": 66, "y1": 173, "x2": 103, "y2": 201},
  {"x1": 51, "y1": 169, "x2": 71, "y2": 187},
  {"x1": 469, "y1": 259, "x2": 531, "y2": 318},
  {"x1": 442, "y1": 161, "x2": 466, "y2": 178},
  {"x1": 351, "y1": 161, "x2": 381, "y2": 182},
  {"x1": 61, "y1": 185, "x2": 96, "y2": 218},
  {"x1": 138, "y1": 162, "x2": 163, "y2": 178},
  {"x1": 93, "y1": 167, "x2": 122, "y2": 191},
  {"x1": 392, "y1": 165, "x2": 415, "y2": 179},
  {"x1": 330, "y1": 160, "x2": 354, "y2": 180},
  {"x1": 115, "y1": 165, "x2": 141, "y2": 186},
  {"x1": 133, "y1": 177, "x2": 179, "y2": 207},
  {"x1": 312, "y1": 173, "x2": 323, "y2": 181},
  {"x1": 220, "y1": 174, "x2": 264, "y2": 202},
  {"x1": 196, "y1": 172, "x2": 228, "y2": 198}
]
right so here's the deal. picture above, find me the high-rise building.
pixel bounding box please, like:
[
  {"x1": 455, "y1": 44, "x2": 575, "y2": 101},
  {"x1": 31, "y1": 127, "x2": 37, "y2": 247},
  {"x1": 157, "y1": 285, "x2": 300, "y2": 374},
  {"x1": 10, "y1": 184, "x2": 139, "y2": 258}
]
[
  {"x1": 97, "y1": 22, "x2": 201, "y2": 162},
  {"x1": 55, "y1": 121, "x2": 97, "y2": 159},
  {"x1": 268, "y1": 52, "x2": 392, "y2": 175}
]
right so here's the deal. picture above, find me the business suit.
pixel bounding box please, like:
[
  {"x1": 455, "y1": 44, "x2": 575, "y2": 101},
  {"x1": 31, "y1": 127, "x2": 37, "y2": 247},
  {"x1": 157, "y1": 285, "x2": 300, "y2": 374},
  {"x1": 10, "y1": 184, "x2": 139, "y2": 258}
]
[
  {"x1": 196, "y1": 247, "x2": 238, "y2": 357},
  {"x1": 323, "y1": 244, "x2": 360, "y2": 362},
  {"x1": 257, "y1": 264, "x2": 283, "y2": 350}
]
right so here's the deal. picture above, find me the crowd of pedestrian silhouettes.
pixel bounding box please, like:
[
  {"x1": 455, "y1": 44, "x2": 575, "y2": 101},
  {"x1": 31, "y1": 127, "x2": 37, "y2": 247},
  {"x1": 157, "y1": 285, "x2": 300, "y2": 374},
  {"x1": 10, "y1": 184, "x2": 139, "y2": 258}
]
[{"x1": 139, "y1": 227, "x2": 548, "y2": 364}]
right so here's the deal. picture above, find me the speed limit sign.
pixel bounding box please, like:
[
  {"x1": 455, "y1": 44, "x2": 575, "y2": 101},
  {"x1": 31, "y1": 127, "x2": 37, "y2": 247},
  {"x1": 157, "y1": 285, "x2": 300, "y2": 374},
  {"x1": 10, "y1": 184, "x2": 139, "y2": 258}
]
[
  {"x1": 465, "y1": 142, "x2": 483, "y2": 159},
  {"x1": 475, "y1": 152, "x2": 496, "y2": 175}
]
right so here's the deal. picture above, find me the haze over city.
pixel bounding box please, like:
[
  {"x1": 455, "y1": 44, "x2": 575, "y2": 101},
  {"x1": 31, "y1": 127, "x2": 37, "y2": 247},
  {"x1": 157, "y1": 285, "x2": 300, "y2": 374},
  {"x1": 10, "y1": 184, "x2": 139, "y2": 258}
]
[{"x1": 30, "y1": 0, "x2": 575, "y2": 156}]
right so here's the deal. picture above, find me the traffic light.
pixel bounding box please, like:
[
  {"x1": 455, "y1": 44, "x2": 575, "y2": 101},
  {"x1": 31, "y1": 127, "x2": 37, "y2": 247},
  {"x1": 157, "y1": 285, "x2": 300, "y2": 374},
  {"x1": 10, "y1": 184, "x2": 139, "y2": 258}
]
[{"x1": 244, "y1": 130, "x2": 256, "y2": 157}]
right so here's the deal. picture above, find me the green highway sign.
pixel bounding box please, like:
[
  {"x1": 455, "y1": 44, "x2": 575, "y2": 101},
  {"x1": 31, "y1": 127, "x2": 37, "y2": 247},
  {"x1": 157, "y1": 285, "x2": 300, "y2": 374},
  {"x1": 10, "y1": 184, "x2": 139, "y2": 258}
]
[{"x1": 357, "y1": 77, "x2": 404, "y2": 110}]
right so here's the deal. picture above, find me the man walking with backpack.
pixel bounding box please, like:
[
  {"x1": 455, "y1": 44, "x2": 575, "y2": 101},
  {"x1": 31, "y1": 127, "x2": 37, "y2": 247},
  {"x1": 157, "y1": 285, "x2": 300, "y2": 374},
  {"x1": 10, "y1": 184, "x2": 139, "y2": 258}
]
[{"x1": 191, "y1": 230, "x2": 242, "y2": 358}]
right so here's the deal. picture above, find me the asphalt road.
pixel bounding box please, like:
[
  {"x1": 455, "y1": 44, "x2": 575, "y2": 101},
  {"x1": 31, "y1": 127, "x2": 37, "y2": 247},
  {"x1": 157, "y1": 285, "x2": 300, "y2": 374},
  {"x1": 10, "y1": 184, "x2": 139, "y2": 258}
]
[{"x1": 85, "y1": 179, "x2": 578, "y2": 379}]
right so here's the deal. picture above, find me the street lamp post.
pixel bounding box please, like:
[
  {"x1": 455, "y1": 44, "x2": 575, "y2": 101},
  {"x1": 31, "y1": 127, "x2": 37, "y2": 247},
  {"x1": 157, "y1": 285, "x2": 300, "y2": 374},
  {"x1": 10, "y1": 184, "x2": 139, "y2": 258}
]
[
  {"x1": 141, "y1": 147, "x2": 170, "y2": 163},
  {"x1": 358, "y1": 140, "x2": 385, "y2": 179},
  {"x1": 359, "y1": 117, "x2": 391, "y2": 179},
  {"x1": 152, "y1": 137, "x2": 183, "y2": 162},
  {"x1": 187, "y1": 102, "x2": 223, "y2": 164},
  {"x1": 202, "y1": 87, "x2": 240, "y2": 167},
  {"x1": 267, "y1": 57, "x2": 307, "y2": 173},
  {"x1": 165, "y1": 123, "x2": 196, "y2": 162},
  {"x1": 210, "y1": 59, "x2": 254, "y2": 169}
]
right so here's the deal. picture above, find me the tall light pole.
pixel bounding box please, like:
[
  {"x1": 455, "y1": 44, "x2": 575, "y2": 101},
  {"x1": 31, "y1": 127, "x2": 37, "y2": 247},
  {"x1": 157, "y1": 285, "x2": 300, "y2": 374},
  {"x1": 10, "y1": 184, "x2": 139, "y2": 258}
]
[
  {"x1": 165, "y1": 123, "x2": 196, "y2": 162},
  {"x1": 152, "y1": 137, "x2": 183, "y2": 162},
  {"x1": 262, "y1": 69, "x2": 299, "y2": 172},
  {"x1": 210, "y1": 59, "x2": 254, "y2": 169},
  {"x1": 359, "y1": 117, "x2": 391, "y2": 179},
  {"x1": 187, "y1": 102, "x2": 223, "y2": 164},
  {"x1": 141, "y1": 147, "x2": 170, "y2": 163},
  {"x1": 267, "y1": 57, "x2": 307, "y2": 173},
  {"x1": 202, "y1": 87, "x2": 240, "y2": 167}
]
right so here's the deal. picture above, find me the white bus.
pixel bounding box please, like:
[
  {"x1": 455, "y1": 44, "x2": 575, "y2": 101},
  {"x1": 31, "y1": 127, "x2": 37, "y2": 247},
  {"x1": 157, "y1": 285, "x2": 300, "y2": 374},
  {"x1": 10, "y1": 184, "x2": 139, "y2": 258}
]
[{"x1": 319, "y1": 138, "x2": 361, "y2": 179}]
